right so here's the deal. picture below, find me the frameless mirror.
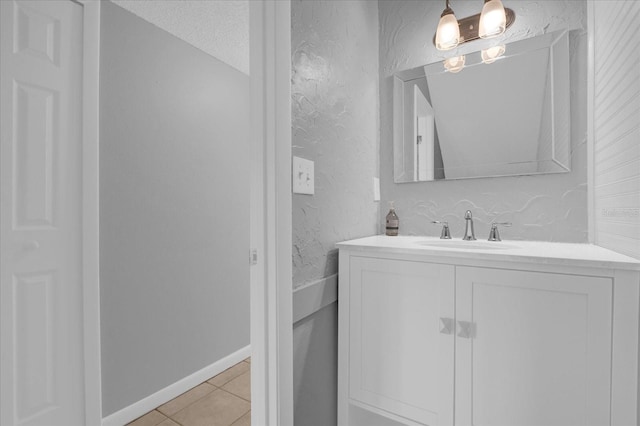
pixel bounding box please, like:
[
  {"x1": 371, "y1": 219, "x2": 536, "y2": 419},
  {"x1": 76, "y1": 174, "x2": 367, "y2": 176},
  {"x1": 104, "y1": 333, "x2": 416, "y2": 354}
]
[{"x1": 393, "y1": 30, "x2": 571, "y2": 183}]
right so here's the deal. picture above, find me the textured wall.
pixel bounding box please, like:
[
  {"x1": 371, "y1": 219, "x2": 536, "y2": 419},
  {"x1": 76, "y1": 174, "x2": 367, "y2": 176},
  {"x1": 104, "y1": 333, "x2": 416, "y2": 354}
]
[
  {"x1": 291, "y1": 1, "x2": 379, "y2": 425},
  {"x1": 379, "y1": 1, "x2": 589, "y2": 243},
  {"x1": 592, "y1": 1, "x2": 640, "y2": 259},
  {"x1": 292, "y1": 0, "x2": 379, "y2": 287},
  {"x1": 100, "y1": 2, "x2": 249, "y2": 415},
  {"x1": 111, "y1": 0, "x2": 249, "y2": 75}
]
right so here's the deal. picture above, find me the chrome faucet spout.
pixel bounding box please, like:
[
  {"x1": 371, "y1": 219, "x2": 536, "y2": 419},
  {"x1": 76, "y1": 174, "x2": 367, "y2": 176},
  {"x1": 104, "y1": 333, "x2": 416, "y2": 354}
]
[{"x1": 463, "y1": 210, "x2": 476, "y2": 241}]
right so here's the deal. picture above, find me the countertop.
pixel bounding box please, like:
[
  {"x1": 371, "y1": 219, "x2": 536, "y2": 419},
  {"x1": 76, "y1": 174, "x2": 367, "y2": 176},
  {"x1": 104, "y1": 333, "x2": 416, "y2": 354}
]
[{"x1": 337, "y1": 235, "x2": 640, "y2": 271}]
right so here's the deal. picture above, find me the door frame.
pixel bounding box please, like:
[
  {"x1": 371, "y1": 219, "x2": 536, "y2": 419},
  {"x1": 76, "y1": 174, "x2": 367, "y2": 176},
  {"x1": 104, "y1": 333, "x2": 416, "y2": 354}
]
[
  {"x1": 77, "y1": 1, "x2": 294, "y2": 424},
  {"x1": 586, "y1": 0, "x2": 596, "y2": 244},
  {"x1": 77, "y1": 0, "x2": 102, "y2": 424},
  {"x1": 249, "y1": 1, "x2": 294, "y2": 425}
]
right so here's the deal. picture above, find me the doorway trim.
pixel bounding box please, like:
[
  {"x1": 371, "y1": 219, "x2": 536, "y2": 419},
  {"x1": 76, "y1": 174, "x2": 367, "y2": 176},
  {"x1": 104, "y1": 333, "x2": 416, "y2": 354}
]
[
  {"x1": 78, "y1": 1, "x2": 295, "y2": 424},
  {"x1": 586, "y1": 0, "x2": 596, "y2": 244},
  {"x1": 249, "y1": 1, "x2": 294, "y2": 425},
  {"x1": 78, "y1": 1, "x2": 102, "y2": 424}
]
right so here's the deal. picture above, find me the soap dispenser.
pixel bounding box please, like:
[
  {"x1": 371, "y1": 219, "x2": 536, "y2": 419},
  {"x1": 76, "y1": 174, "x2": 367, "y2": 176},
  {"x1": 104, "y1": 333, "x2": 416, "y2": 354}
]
[{"x1": 385, "y1": 201, "x2": 399, "y2": 236}]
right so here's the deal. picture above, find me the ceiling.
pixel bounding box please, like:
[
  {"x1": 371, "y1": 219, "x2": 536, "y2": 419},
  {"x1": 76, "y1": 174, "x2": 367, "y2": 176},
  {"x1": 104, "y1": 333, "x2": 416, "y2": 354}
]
[{"x1": 112, "y1": 0, "x2": 249, "y2": 75}]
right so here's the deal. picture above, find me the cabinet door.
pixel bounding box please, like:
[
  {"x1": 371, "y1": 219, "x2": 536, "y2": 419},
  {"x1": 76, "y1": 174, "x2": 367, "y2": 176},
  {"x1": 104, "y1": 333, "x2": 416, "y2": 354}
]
[
  {"x1": 349, "y1": 257, "x2": 455, "y2": 425},
  {"x1": 455, "y1": 267, "x2": 612, "y2": 426}
]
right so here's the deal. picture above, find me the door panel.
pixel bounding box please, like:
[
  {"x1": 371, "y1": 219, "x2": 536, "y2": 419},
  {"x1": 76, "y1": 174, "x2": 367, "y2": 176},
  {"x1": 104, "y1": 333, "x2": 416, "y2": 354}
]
[
  {"x1": 349, "y1": 257, "x2": 454, "y2": 425},
  {"x1": 1, "y1": 1, "x2": 85, "y2": 425},
  {"x1": 455, "y1": 267, "x2": 612, "y2": 426},
  {"x1": 13, "y1": 81, "x2": 57, "y2": 228}
]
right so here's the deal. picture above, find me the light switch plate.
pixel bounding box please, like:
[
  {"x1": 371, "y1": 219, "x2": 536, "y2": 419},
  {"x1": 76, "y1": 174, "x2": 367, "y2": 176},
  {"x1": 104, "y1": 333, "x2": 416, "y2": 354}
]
[{"x1": 292, "y1": 156, "x2": 314, "y2": 195}]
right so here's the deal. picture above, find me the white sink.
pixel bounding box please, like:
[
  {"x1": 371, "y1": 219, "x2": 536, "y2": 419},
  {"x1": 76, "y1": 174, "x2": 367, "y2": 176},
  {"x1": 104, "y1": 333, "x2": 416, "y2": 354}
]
[{"x1": 416, "y1": 240, "x2": 519, "y2": 250}]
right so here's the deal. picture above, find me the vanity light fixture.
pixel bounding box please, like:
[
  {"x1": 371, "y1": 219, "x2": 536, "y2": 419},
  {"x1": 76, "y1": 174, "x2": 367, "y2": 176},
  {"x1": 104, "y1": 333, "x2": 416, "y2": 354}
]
[
  {"x1": 479, "y1": 0, "x2": 508, "y2": 38},
  {"x1": 434, "y1": 0, "x2": 515, "y2": 51},
  {"x1": 435, "y1": 0, "x2": 460, "y2": 50},
  {"x1": 443, "y1": 55, "x2": 466, "y2": 73},
  {"x1": 481, "y1": 44, "x2": 506, "y2": 64}
]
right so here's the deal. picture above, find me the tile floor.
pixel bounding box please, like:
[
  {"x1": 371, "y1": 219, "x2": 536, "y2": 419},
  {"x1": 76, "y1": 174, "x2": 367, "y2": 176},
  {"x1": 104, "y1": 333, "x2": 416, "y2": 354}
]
[{"x1": 127, "y1": 358, "x2": 251, "y2": 426}]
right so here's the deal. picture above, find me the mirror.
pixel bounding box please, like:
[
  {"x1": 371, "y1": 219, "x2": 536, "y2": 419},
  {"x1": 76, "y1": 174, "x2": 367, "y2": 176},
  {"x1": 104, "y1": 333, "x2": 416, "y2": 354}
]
[{"x1": 393, "y1": 30, "x2": 571, "y2": 183}]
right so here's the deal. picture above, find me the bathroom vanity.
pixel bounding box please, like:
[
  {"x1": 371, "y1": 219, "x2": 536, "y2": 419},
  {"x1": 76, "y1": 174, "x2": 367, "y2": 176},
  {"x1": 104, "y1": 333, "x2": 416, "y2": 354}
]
[{"x1": 337, "y1": 236, "x2": 640, "y2": 426}]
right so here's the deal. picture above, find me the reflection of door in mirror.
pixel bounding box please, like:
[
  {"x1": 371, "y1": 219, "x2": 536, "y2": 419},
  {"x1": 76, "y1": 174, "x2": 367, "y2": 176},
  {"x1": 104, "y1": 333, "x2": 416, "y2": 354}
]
[{"x1": 414, "y1": 85, "x2": 435, "y2": 181}]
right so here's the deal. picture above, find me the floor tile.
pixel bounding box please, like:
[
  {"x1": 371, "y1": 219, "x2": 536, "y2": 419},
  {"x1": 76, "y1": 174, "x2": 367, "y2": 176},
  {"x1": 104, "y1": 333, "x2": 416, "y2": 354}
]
[
  {"x1": 230, "y1": 411, "x2": 251, "y2": 426},
  {"x1": 158, "y1": 382, "x2": 216, "y2": 416},
  {"x1": 222, "y1": 372, "x2": 251, "y2": 401},
  {"x1": 158, "y1": 419, "x2": 180, "y2": 426},
  {"x1": 208, "y1": 362, "x2": 250, "y2": 387},
  {"x1": 127, "y1": 410, "x2": 167, "y2": 426},
  {"x1": 172, "y1": 389, "x2": 250, "y2": 426}
]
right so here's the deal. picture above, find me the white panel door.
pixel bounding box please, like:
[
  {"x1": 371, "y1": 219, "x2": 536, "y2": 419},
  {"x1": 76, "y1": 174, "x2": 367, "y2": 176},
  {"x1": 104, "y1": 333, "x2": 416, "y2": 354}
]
[
  {"x1": 349, "y1": 257, "x2": 455, "y2": 425},
  {"x1": 455, "y1": 267, "x2": 612, "y2": 426},
  {"x1": 1, "y1": 1, "x2": 85, "y2": 425}
]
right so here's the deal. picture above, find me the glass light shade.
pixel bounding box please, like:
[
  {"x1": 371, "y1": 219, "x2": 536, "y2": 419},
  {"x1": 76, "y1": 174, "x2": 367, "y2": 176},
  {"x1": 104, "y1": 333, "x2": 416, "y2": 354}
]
[
  {"x1": 435, "y1": 11, "x2": 460, "y2": 51},
  {"x1": 479, "y1": 0, "x2": 507, "y2": 39},
  {"x1": 481, "y1": 45, "x2": 506, "y2": 64},
  {"x1": 443, "y1": 55, "x2": 465, "y2": 73}
]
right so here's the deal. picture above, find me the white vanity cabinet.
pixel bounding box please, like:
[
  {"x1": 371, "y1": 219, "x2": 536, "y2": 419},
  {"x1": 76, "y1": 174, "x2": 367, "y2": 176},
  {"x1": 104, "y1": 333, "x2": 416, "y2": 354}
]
[
  {"x1": 347, "y1": 257, "x2": 455, "y2": 425},
  {"x1": 454, "y1": 267, "x2": 612, "y2": 426},
  {"x1": 337, "y1": 236, "x2": 640, "y2": 426}
]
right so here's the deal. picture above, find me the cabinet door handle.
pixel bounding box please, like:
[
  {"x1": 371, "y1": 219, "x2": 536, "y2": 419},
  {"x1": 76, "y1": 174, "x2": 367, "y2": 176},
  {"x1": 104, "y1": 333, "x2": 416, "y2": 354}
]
[
  {"x1": 457, "y1": 321, "x2": 475, "y2": 338},
  {"x1": 439, "y1": 317, "x2": 454, "y2": 335}
]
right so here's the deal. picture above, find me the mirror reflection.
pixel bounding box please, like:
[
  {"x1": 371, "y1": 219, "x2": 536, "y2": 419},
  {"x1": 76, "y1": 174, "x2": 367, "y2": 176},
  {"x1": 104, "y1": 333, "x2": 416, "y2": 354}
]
[{"x1": 393, "y1": 30, "x2": 571, "y2": 183}]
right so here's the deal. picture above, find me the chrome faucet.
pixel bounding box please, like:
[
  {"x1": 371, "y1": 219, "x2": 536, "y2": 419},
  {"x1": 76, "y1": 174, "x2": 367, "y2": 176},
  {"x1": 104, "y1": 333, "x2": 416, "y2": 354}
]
[
  {"x1": 431, "y1": 221, "x2": 452, "y2": 239},
  {"x1": 488, "y1": 222, "x2": 512, "y2": 241},
  {"x1": 462, "y1": 210, "x2": 476, "y2": 240}
]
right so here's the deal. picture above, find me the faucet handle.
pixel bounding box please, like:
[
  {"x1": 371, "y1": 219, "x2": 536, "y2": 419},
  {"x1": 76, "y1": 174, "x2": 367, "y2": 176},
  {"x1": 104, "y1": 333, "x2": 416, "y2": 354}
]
[
  {"x1": 488, "y1": 222, "x2": 512, "y2": 241},
  {"x1": 432, "y1": 221, "x2": 452, "y2": 239}
]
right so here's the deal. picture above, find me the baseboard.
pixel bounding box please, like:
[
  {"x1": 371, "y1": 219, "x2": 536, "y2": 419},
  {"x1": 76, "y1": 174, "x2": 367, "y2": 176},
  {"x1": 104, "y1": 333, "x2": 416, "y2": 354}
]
[{"x1": 102, "y1": 345, "x2": 251, "y2": 426}]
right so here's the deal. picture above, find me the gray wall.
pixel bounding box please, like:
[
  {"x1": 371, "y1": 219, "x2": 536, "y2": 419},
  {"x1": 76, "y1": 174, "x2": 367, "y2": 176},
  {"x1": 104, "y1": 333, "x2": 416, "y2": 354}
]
[
  {"x1": 99, "y1": 1, "x2": 249, "y2": 415},
  {"x1": 291, "y1": 0, "x2": 380, "y2": 424},
  {"x1": 379, "y1": 0, "x2": 589, "y2": 243},
  {"x1": 293, "y1": 302, "x2": 338, "y2": 426}
]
